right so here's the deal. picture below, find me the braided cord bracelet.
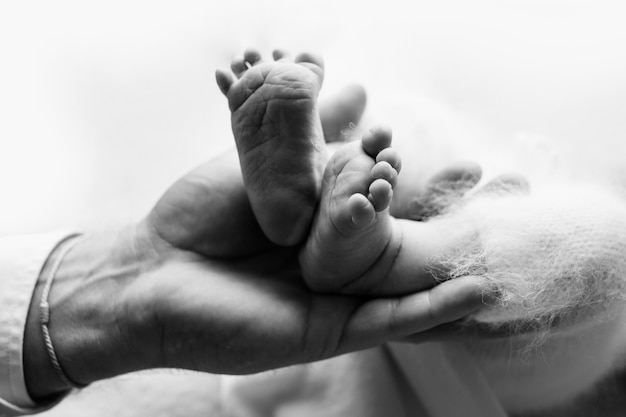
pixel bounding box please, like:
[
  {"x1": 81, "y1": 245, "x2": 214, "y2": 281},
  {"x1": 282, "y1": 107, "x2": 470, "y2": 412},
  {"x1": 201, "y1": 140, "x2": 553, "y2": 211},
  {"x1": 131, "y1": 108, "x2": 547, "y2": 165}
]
[{"x1": 39, "y1": 235, "x2": 87, "y2": 389}]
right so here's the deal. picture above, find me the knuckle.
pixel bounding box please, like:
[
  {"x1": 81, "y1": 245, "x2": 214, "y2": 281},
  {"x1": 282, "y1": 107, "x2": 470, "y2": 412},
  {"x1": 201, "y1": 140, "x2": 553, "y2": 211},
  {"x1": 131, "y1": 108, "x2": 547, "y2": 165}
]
[{"x1": 385, "y1": 299, "x2": 402, "y2": 332}]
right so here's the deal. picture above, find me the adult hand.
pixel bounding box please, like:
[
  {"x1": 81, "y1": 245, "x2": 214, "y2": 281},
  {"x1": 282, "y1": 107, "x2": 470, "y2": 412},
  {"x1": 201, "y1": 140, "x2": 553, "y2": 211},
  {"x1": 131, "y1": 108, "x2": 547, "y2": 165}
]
[
  {"x1": 23, "y1": 85, "x2": 491, "y2": 400},
  {"x1": 391, "y1": 160, "x2": 529, "y2": 221},
  {"x1": 388, "y1": 160, "x2": 529, "y2": 344}
]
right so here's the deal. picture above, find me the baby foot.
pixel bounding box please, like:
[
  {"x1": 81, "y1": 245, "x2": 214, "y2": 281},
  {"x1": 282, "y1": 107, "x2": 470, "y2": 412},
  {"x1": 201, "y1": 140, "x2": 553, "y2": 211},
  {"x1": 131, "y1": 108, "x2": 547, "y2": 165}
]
[
  {"x1": 216, "y1": 49, "x2": 327, "y2": 246},
  {"x1": 300, "y1": 126, "x2": 402, "y2": 293}
]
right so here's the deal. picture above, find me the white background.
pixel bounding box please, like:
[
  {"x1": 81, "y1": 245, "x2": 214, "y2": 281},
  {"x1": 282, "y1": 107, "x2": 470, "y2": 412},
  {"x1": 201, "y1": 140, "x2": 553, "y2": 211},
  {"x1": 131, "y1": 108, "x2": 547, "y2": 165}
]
[{"x1": 1, "y1": 1, "x2": 626, "y2": 235}]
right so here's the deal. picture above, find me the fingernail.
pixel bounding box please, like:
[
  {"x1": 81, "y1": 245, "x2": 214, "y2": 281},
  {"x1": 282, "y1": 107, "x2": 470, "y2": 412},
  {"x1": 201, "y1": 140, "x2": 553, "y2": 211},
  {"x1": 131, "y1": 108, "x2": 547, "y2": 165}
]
[{"x1": 480, "y1": 287, "x2": 500, "y2": 307}]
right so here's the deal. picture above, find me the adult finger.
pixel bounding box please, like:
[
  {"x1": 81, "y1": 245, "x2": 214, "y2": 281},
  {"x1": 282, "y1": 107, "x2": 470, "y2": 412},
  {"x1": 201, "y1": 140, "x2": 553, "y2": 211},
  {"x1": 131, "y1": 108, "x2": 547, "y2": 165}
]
[
  {"x1": 394, "y1": 161, "x2": 482, "y2": 220},
  {"x1": 395, "y1": 322, "x2": 465, "y2": 344},
  {"x1": 412, "y1": 161, "x2": 482, "y2": 218},
  {"x1": 319, "y1": 84, "x2": 367, "y2": 143},
  {"x1": 337, "y1": 275, "x2": 493, "y2": 354},
  {"x1": 395, "y1": 320, "x2": 493, "y2": 344},
  {"x1": 473, "y1": 172, "x2": 530, "y2": 197}
]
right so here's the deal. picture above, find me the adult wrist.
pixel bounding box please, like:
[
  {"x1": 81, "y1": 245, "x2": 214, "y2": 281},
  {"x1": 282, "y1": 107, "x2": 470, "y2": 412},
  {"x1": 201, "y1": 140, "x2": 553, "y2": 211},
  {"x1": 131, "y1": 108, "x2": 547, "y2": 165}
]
[{"x1": 23, "y1": 224, "x2": 161, "y2": 400}]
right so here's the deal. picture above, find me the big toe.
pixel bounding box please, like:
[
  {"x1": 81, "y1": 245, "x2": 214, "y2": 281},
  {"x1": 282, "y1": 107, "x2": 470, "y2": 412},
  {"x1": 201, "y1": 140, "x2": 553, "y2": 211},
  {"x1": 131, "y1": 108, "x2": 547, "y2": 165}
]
[
  {"x1": 295, "y1": 52, "x2": 324, "y2": 68},
  {"x1": 295, "y1": 52, "x2": 324, "y2": 79},
  {"x1": 362, "y1": 126, "x2": 393, "y2": 157}
]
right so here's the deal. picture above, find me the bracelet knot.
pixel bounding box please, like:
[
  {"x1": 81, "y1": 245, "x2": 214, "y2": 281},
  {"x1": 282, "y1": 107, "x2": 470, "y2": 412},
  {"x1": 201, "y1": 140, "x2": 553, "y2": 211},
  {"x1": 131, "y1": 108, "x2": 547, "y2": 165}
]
[{"x1": 40, "y1": 301, "x2": 50, "y2": 325}]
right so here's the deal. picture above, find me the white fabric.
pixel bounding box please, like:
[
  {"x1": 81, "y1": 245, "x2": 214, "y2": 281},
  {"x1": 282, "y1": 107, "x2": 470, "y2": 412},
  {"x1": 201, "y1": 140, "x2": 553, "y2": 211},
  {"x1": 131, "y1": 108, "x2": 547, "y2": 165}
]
[
  {"x1": 0, "y1": 232, "x2": 76, "y2": 415},
  {"x1": 221, "y1": 343, "x2": 507, "y2": 417},
  {"x1": 448, "y1": 186, "x2": 626, "y2": 327},
  {"x1": 387, "y1": 343, "x2": 507, "y2": 417},
  {"x1": 221, "y1": 347, "x2": 421, "y2": 417}
]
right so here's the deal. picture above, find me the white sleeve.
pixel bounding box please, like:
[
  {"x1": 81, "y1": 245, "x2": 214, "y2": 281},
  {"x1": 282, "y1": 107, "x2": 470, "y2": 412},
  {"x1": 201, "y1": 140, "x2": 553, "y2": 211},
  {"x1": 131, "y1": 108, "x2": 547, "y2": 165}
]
[{"x1": 0, "y1": 232, "x2": 78, "y2": 416}]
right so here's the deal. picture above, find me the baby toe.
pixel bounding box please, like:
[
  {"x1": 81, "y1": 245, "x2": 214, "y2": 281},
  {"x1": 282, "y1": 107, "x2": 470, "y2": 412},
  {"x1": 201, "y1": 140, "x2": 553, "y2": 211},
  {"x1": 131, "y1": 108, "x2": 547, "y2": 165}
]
[
  {"x1": 243, "y1": 48, "x2": 263, "y2": 66},
  {"x1": 369, "y1": 178, "x2": 393, "y2": 212},
  {"x1": 215, "y1": 69, "x2": 235, "y2": 95},
  {"x1": 376, "y1": 148, "x2": 401, "y2": 173},
  {"x1": 231, "y1": 56, "x2": 249, "y2": 78},
  {"x1": 348, "y1": 193, "x2": 376, "y2": 228},
  {"x1": 361, "y1": 125, "x2": 392, "y2": 157},
  {"x1": 272, "y1": 49, "x2": 291, "y2": 62},
  {"x1": 371, "y1": 161, "x2": 398, "y2": 188}
]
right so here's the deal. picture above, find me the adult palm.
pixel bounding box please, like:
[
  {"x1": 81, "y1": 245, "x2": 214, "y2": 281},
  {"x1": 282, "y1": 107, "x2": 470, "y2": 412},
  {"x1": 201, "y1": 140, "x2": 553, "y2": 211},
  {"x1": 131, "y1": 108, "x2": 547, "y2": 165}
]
[{"x1": 139, "y1": 146, "x2": 487, "y2": 375}]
